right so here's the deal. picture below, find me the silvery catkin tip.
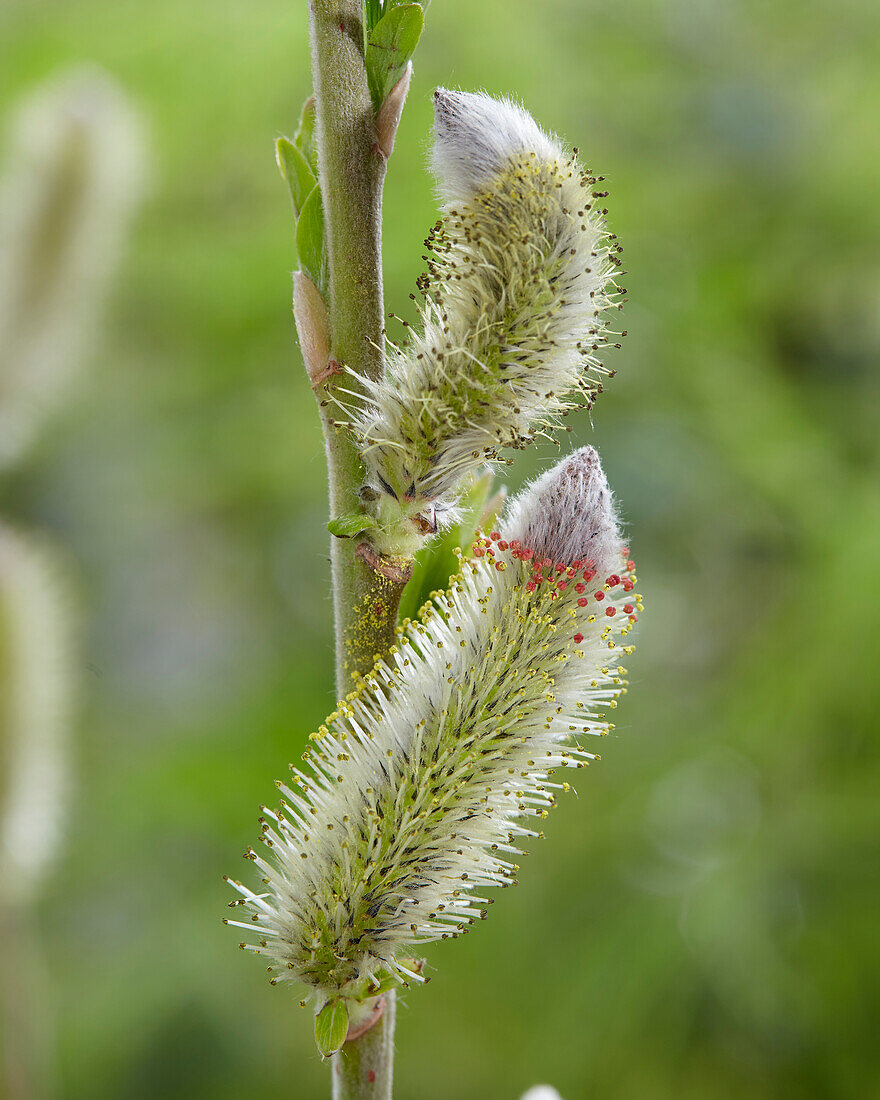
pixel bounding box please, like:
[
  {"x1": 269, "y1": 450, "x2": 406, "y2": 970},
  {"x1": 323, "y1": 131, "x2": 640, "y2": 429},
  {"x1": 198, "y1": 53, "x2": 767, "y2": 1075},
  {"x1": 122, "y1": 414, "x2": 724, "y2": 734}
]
[{"x1": 0, "y1": 68, "x2": 144, "y2": 470}]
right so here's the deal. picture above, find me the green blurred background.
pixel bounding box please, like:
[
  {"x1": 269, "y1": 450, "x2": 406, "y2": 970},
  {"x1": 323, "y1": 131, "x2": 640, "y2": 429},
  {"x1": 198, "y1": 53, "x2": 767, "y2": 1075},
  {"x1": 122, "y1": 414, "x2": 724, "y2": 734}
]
[{"x1": 1, "y1": 0, "x2": 879, "y2": 1096}]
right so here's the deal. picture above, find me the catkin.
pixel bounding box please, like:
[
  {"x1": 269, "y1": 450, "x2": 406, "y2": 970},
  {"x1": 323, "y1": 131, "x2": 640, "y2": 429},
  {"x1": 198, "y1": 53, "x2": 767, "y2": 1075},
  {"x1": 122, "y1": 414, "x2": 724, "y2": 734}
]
[{"x1": 352, "y1": 90, "x2": 624, "y2": 555}]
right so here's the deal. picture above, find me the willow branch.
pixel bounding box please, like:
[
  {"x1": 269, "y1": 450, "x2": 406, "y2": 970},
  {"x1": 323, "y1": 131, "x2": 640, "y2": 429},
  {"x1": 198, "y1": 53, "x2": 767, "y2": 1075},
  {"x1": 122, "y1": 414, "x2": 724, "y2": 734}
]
[{"x1": 307, "y1": 1, "x2": 405, "y2": 1092}]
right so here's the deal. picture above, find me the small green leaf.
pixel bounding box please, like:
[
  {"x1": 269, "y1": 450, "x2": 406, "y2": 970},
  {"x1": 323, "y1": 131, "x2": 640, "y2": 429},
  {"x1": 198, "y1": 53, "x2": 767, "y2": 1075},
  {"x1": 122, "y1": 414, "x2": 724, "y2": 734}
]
[
  {"x1": 365, "y1": 3, "x2": 423, "y2": 108},
  {"x1": 398, "y1": 472, "x2": 498, "y2": 622},
  {"x1": 294, "y1": 96, "x2": 318, "y2": 171},
  {"x1": 315, "y1": 999, "x2": 349, "y2": 1057},
  {"x1": 362, "y1": 0, "x2": 382, "y2": 38},
  {"x1": 328, "y1": 512, "x2": 381, "y2": 539},
  {"x1": 276, "y1": 137, "x2": 317, "y2": 216},
  {"x1": 296, "y1": 185, "x2": 326, "y2": 291}
]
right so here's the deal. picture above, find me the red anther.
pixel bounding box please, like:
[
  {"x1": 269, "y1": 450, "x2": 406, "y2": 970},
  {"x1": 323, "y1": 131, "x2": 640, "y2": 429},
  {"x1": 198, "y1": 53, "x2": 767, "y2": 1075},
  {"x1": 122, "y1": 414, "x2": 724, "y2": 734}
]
[
  {"x1": 594, "y1": 591, "x2": 605, "y2": 601},
  {"x1": 575, "y1": 583, "x2": 585, "y2": 593},
  {"x1": 628, "y1": 614, "x2": 638, "y2": 623},
  {"x1": 622, "y1": 580, "x2": 634, "y2": 592},
  {"x1": 626, "y1": 560, "x2": 636, "y2": 572},
  {"x1": 498, "y1": 540, "x2": 509, "y2": 551},
  {"x1": 495, "y1": 561, "x2": 504, "y2": 571},
  {"x1": 521, "y1": 548, "x2": 533, "y2": 560},
  {"x1": 511, "y1": 540, "x2": 521, "y2": 550},
  {"x1": 555, "y1": 563, "x2": 566, "y2": 574},
  {"x1": 605, "y1": 606, "x2": 617, "y2": 617},
  {"x1": 567, "y1": 567, "x2": 576, "y2": 578},
  {"x1": 573, "y1": 633, "x2": 584, "y2": 644},
  {"x1": 621, "y1": 547, "x2": 630, "y2": 557},
  {"x1": 486, "y1": 547, "x2": 495, "y2": 556},
  {"x1": 491, "y1": 531, "x2": 501, "y2": 541},
  {"x1": 572, "y1": 560, "x2": 582, "y2": 569},
  {"x1": 473, "y1": 547, "x2": 485, "y2": 557},
  {"x1": 583, "y1": 570, "x2": 596, "y2": 583},
  {"x1": 623, "y1": 604, "x2": 634, "y2": 615},
  {"x1": 542, "y1": 558, "x2": 553, "y2": 568},
  {"x1": 557, "y1": 581, "x2": 568, "y2": 591},
  {"x1": 577, "y1": 597, "x2": 588, "y2": 607},
  {"x1": 526, "y1": 581, "x2": 537, "y2": 592},
  {"x1": 606, "y1": 574, "x2": 621, "y2": 587}
]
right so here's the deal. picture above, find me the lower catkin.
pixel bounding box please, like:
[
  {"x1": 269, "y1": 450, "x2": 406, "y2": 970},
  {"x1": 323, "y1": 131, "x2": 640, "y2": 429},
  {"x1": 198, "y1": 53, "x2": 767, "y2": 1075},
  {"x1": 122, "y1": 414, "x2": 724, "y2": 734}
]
[{"x1": 226, "y1": 447, "x2": 641, "y2": 1003}]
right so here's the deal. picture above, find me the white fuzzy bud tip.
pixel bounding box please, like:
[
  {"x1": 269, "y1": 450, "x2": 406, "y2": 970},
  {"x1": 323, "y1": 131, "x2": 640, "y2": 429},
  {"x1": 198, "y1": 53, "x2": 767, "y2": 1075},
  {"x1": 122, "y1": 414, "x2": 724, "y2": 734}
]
[{"x1": 431, "y1": 88, "x2": 557, "y2": 203}]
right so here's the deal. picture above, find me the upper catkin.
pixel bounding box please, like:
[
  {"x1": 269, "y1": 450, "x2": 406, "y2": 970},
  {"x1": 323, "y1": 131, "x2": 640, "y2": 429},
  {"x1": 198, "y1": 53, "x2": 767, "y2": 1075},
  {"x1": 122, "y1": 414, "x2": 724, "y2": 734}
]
[
  {"x1": 351, "y1": 90, "x2": 624, "y2": 555},
  {"x1": 227, "y1": 448, "x2": 641, "y2": 1002}
]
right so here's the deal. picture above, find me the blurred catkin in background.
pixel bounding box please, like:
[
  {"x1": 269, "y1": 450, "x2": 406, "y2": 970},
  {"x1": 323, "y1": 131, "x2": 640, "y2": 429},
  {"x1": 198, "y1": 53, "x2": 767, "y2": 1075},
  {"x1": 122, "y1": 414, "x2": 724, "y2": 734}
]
[
  {"x1": 0, "y1": 67, "x2": 144, "y2": 1098},
  {"x1": 0, "y1": 69, "x2": 144, "y2": 470}
]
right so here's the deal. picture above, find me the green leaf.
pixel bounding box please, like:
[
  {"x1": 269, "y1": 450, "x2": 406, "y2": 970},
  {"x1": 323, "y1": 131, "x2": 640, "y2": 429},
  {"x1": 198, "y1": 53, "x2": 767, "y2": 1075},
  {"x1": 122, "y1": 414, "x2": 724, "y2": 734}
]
[
  {"x1": 398, "y1": 472, "x2": 498, "y2": 623},
  {"x1": 365, "y1": 3, "x2": 423, "y2": 109},
  {"x1": 314, "y1": 999, "x2": 349, "y2": 1057},
  {"x1": 275, "y1": 137, "x2": 317, "y2": 217},
  {"x1": 328, "y1": 512, "x2": 381, "y2": 539},
  {"x1": 294, "y1": 96, "x2": 318, "y2": 172},
  {"x1": 383, "y1": 0, "x2": 429, "y2": 14},
  {"x1": 296, "y1": 185, "x2": 326, "y2": 291},
  {"x1": 362, "y1": 0, "x2": 382, "y2": 38}
]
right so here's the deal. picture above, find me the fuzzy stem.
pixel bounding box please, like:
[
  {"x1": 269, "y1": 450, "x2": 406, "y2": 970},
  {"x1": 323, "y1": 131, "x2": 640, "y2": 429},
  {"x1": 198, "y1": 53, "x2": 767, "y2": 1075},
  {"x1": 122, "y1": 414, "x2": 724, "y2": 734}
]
[
  {"x1": 308, "y1": 0, "x2": 408, "y2": 692},
  {"x1": 307, "y1": 0, "x2": 402, "y2": 1092},
  {"x1": 332, "y1": 995, "x2": 396, "y2": 1100}
]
